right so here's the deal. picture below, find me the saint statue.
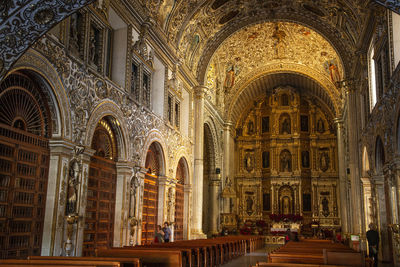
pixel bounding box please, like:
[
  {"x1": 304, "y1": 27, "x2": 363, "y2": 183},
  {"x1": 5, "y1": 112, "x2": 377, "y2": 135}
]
[
  {"x1": 280, "y1": 151, "x2": 291, "y2": 172},
  {"x1": 66, "y1": 161, "x2": 80, "y2": 215}
]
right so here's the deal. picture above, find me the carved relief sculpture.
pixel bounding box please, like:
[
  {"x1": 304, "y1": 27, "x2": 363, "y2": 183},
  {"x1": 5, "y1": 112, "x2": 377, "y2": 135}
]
[{"x1": 66, "y1": 160, "x2": 80, "y2": 216}]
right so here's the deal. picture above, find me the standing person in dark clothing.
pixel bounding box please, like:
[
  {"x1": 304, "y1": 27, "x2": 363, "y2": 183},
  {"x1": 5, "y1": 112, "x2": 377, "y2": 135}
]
[
  {"x1": 366, "y1": 223, "x2": 379, "y2": 267},
  {"x1": 163, "y1": 222, "x2": 171, "y2": 243}
]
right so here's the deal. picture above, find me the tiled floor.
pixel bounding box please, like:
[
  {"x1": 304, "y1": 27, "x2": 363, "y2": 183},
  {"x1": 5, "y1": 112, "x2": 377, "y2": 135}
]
[{"x1": 221, "y1": 248, "x2": 268, "y2": 267}]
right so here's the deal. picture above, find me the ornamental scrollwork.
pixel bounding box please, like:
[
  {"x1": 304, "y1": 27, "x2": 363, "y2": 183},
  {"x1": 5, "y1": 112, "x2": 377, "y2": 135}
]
[{"x1": 0, "y1": 0, "x2": 95, "y2": 81}]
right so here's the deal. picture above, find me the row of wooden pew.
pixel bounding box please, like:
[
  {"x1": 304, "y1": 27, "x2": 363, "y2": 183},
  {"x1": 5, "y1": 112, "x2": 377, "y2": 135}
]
[
  {"x1": 254, "y1": 239, "x2": 373, "y2": 267},
  {"x1": 0, "y1": 235, "x2": 264, "y2": 267}
]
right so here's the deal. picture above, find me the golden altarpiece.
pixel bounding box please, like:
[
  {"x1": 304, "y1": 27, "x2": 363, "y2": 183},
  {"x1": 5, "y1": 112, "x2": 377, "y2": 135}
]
[{"x1": 222, "y1": 86, "x2": 340, "y2": 234}]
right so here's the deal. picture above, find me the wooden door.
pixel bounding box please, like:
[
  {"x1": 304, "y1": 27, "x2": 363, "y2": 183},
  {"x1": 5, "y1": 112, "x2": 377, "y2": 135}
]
[
  {"x1": 0, "y1": 125, "x2": 49, "y2": 259},
  {"x1": 83, "y1": 155, "x2": 116, "y2": 256},
  {"x1": 174, "y1": 182, "x2": 184, "y2": 241},
  {"x1": 0, "y1": 72, "x2": 51, "y2": 259},
  {"x1": 141, "y1": 173, "x2": 158, "y2": 244}
]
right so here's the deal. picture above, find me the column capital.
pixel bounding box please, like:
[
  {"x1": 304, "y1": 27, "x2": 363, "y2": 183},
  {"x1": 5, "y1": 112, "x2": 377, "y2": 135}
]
[
  {"x1": 333, "y1": 118, "x2": 344, "y2": 125},
  {"x1": 193, "y1": 85, "x2": 208, "y2": 99},
  {"x1": 224, "y1": 121, "x2": 234, "y2": 130}
]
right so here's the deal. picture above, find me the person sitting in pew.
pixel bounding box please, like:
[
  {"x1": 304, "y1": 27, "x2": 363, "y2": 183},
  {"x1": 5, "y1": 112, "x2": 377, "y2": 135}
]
[{"x1": 154, "y1": 225, "x2": 164, "y2": 243}]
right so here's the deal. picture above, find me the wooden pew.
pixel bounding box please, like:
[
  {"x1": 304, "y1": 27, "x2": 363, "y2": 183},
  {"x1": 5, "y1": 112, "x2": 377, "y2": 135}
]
[
  {"x1": 254, "y1": 262, "x2": 349, "y2": 267},
  {"x1": 0, "y1": 259, "x2": 121, "y2": 267},
  {"x1": 268, "y1": 240, "x2": 371, "y2": 267},
  {"x1": 28, "y1": 256, "x2": 140, "y2": 267},
  {"x1": 97, "y1": 248, "x2": 183, "y2": 267}
]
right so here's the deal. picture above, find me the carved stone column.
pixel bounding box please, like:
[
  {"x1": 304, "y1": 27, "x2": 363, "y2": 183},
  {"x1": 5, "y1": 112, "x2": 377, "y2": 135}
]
[
  {"x1": 345, "y1": 87, "x2": 363, "y2": 235},
  {"x1": 334, "y1": 118, "x2": 350, "y2": 234},
  {"x1": 209, "y1": 174, "x2": 221, "y2": 235},
  {"x1": 223, "y1": 121, "x2": 234, "y2": 213},
  {"x1": 372, "y1": 174, "x2": 391, "y2": 262},
  {"x1": 192, "y1": 85, "x2": 207, "y2": 238},
  {"x1": 114, "y1": 162, "x2": 133, "y2": 247}
]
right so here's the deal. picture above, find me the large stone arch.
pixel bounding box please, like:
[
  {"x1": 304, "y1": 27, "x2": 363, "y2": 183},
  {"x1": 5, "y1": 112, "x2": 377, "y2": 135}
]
[
  {"x1": 141, "y1": 130, "x2": 168, "y2": 176},
  {"x1": 227, "y1": 66, "x2": 341, "y2": 123},
  {"x1": 173, "y1": 148, "x2": 192, "y2": 185},
  {"x1": 11, "y1": 49, "x2": 72, "y2": 139},
  {"x1": 85, "y1": 101, "x2": 129, "y2": 161}
]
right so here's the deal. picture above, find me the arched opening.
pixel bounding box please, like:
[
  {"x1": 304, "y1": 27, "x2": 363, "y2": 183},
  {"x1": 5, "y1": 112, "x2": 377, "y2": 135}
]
[
  {"x1": 83, "y1": 116, "x2": 118, "y2": 256},
  {"x1": 203, "y1": 123, "x2": 216, "y2": 236},
  {"x1": 174, "y1": 157, "x2": 187, "y2": 241},
  {"x1": 141, "y1": 142, "x2": 164, "y2": 244},
  {"x1": 0, "y1": 71, "x2": 51, "y2": 259},
  {"x1": 375, "y1": 136, "x2": 385, "y2": 174}
]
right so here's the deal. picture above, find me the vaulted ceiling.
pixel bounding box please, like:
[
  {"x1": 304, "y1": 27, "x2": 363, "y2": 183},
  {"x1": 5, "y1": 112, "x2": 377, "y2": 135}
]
[{"x1": 141, "y1": 0, "x2": 374, "y2": 118}]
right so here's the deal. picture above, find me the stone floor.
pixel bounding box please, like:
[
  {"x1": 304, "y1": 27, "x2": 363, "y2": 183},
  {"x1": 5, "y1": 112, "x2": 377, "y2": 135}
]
[
  {"x1": 221, "y1": 248, "x2": 268, "y2": 267},
  {"x1": 219, "y1": 246, "x2": 392, "y2": 267}
]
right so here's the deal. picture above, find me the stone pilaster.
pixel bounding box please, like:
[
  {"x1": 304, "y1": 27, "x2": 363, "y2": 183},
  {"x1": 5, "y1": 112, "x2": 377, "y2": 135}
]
[
  {"x1": 345, "y1": 87, "x2": 363, "y2": 235},
  {"x1": 334, "y1": 118, "x2": 350, "y2": 235},
  {"x1": 372, "y1": 174, "x2": 391, "y2": 262},
  {"x1": 41, "y1": 139, "x2": 75, "y2": 256},
  {"x1": 114, "y1": 162, "x2": 134, "y2": 247},
  {"x1": 191, "y1": 85, "x2": 207, "y2": 239},
  {"x1": 209, "y1": 174, "x2": 221, "y2": 235},
  {"x1": 223, "y1": 121, "x2": 234, "y2": 213}
]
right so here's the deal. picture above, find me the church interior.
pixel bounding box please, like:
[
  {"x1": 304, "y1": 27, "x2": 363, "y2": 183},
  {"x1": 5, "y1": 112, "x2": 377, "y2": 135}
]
[{"x1": 1, "y1": 0, "x2": 400, "y2": 266}]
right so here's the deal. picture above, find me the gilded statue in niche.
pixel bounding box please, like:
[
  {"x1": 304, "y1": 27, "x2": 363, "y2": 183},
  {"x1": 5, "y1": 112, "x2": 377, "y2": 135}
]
[
  {"x1": 244, "y1": 153, "x2": 253, "y2": 172},
  {"x1": 246, "y1": 195, "x2": 254, "y2": 215},
  {"x1": 280, "y1": 150, "x2": 292, "y2": 172},
  {"x1": 66, "y1": 160, "x2": 80, "y2": 215},
  {"x1": 280, "y1": 115, "x2": 291, "y2": 134},
  {"x1": 320, "y1": 151, "x2": 330, "y2": 172}
]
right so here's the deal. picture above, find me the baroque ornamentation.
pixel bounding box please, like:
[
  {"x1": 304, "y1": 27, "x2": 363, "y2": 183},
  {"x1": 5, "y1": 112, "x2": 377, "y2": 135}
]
[{"x1": 0, "y1": 0, "x2": 95, "y2": 81}]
